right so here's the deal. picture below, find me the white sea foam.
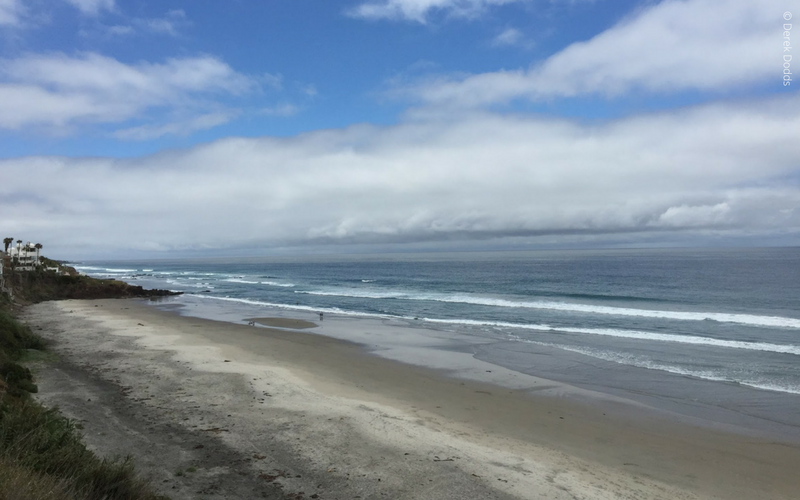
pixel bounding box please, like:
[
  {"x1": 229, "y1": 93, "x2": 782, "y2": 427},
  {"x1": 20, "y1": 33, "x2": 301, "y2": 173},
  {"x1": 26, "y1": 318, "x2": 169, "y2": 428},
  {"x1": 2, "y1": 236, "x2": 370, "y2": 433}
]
[
  {"x1": 295, "y1": 289, "x2": 800, "y2": 329},
  {"x1": 189, "y1": 293, "x2": 800, "y2": 356},
  {"x1": 299, "y1": 290, "x2": 403, "y2": 299},
  {"x1": 189, "y1": 294, "x2": 389, "y2": 319},
  {"x1": 75, "y1": 266, "x2": 136, "y2": 273},
  {"x1": 523, "y1": 341, "x2": 800, "y2": 395},
  {"x1": 425, "y1": 318, "x2": 800, "y2": 355},
  {"x1": 219, "y1": 278, "x2": 295, "y2": 287},
  {"x1": 165, "y1": 279, "x2": 214, "y2": 289},
  {"x1": 261, "y1": 281, "x2": 295, "y2": 287}
]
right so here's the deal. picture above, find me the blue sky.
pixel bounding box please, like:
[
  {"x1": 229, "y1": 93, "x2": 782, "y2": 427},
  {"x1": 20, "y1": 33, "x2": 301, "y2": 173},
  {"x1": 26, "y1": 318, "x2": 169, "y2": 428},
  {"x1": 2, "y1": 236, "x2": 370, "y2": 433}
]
[
  {"x1": 0, "y1": 0, "x2": 649, "y2": 157},
  {"x1": 1, "y1": 0, "x2": 799, "y2": 258}
]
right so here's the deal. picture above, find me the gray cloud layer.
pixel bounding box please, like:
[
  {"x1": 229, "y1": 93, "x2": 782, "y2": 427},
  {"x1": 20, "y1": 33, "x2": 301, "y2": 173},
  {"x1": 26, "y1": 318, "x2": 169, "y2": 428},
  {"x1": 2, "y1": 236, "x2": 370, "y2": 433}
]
[{"x1": 3, "y1": 93, "x2": 799, "y2": 256}]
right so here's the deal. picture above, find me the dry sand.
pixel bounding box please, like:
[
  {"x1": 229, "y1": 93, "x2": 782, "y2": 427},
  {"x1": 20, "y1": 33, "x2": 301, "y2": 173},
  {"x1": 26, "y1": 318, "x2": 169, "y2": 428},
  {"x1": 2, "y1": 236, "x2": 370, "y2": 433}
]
[{"x1": 22, "y1": 299, "x2": 800, "y2": 500}]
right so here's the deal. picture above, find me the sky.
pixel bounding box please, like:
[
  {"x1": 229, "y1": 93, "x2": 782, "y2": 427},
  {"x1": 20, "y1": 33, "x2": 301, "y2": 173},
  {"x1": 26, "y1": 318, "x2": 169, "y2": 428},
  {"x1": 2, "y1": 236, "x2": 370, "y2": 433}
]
[{"x1": 1, "y1": 0, "x2": 799, "y2": 259}]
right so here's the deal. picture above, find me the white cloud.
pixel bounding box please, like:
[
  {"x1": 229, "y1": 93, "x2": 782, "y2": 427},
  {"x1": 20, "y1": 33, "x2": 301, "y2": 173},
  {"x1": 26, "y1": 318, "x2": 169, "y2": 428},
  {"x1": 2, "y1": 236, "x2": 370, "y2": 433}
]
[
  {"x1": 0, "y1": 0, "x2": 23, "y2": 26},
  {"x1": 0, "y1": 53, "x2": 255, "y2": 130},
  {"x1": 653, "y1": 203, "x2": 731, "y2": 227},
  {"x1": 144, "y1": 18, "x2": 178, "y2": 36},
  {"x1": 94, "y1": 10, "x2": 189, "y2": 38},
  {"x1": 140, "y1": 9, "x2": 187, "y2": 36},
  {"x1": 262, "y1": 73, "x2": 284, "y2": 90},
  {"x1": 260, "y1": 103, "x2": 299, "y2": 117},
  {"x1": 406, "y1": 0, "x2": 784, "y2": 106},
  {"x1": 491, "y1": 27, "x2": 523, "y2": 46},
  {"x1": 66, "y1": 0, "x2": 114, "y2": 16},
  {"x1": 2, "y1": 93, "x2": 799, "y2": 256},
  {"x1": 113, "y1": 111, "x2": 239, "y2": 140},
  {"x1": 302, "y1": 84, "x2": 318, "y2": 97},
  {"x1": 105, "y1": 25, "x2": 135, "y2": 36},
  {"x1": 349, "y1": 0, "x2": 524, "y2": 23}
]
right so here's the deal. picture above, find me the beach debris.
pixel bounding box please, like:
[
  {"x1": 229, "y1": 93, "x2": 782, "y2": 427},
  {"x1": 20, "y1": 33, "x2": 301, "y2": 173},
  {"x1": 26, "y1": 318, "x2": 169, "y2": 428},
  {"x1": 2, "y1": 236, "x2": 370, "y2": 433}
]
[{"x1": 259, "y1": 469, "x2": 287, "y2": 483}]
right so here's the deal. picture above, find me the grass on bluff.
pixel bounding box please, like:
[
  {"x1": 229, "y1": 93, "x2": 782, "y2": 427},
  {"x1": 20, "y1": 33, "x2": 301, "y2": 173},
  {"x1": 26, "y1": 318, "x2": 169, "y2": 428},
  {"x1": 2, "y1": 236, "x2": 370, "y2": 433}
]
[
  {"x1": 0, "y1": 401, "x2": 166, "y2": 500},
  {"x1": 0, "y1": 308, "x2": 168, "y2": 500},
  {"x1": 0, "y1": 310, "x2": 45, "y2": 356}
]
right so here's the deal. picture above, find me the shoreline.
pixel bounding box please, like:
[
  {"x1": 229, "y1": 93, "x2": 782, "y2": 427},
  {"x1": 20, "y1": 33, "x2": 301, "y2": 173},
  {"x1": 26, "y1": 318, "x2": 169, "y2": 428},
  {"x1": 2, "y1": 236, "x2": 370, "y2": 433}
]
[
  {"x1": 164, "y1": 293, "x2": 800, "y2": 444},
  {"x1": 24, "y1": 298, "x2": 800, "y2": 499}
]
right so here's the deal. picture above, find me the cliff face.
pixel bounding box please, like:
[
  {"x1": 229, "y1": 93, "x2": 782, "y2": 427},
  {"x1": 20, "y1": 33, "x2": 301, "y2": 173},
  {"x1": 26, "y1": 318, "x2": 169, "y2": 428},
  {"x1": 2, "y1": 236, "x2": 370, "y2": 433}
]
[{"x1": 2, "y1": 267, "x2": 180, "y2": 305}]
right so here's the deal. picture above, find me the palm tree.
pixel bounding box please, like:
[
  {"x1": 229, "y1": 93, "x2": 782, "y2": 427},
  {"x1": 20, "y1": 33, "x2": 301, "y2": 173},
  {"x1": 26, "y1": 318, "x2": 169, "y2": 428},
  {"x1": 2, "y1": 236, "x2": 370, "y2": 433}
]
[
  {"x1": 14, "y1": 240, "x2": 22, "y2": 266},
  {"x1": 3, "y1": 238, "x2": 12, "y2": 253},
  {"x1": 11, "y1": 240, "x2": 21, "y2": 269},
  {"x1": 34, "y1": 243, "x2": 42, "y2": 266}
]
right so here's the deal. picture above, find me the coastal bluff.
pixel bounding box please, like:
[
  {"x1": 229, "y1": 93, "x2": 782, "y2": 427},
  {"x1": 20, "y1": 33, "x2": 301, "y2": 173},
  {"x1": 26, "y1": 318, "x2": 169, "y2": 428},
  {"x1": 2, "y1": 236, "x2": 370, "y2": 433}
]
[{"x1": 3, "y1": 262, "x2": 179, "y2": 305}]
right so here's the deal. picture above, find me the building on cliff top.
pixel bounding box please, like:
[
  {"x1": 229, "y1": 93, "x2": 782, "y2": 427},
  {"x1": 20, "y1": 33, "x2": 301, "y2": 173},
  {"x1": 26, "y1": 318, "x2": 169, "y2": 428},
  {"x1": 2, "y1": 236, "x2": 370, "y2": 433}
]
[{"x1": 3, "y1": 241, "x2": 42, "y2": 272}]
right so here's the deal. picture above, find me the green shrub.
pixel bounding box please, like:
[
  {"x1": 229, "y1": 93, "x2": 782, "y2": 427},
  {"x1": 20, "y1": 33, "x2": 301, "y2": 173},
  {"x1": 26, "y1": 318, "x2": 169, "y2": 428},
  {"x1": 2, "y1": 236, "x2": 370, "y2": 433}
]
[
  {"x1": 0, "y1": 294, "x2": 166, "y2": 499},
  {"x1": 0, "y1": 400, "x2": 166, "y2": 500},
  {"x1": 0, "y1": 311, "x2": 45, "y2": 355},
  {"x1": 0, "y1": 362, "x2": 37, "y2": 397},
  {"x1": 0, "y1": 362, "x2": 32, "y2": 384},
  {"x1": 0, "y1": 456, "x2": 77, "y2": 500}
]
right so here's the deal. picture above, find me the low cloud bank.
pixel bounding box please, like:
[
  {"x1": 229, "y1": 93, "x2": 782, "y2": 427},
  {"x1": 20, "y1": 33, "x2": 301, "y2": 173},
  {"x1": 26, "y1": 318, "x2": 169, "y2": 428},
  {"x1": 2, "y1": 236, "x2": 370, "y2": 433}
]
[{"x1": 2, "y1": 92, "x2": 799, "y2": 257}]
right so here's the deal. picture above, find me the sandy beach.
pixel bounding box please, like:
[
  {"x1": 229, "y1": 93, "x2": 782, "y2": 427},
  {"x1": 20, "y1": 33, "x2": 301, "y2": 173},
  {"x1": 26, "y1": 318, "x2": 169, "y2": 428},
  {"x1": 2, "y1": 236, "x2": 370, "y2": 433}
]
[{"x1": 22, "y1": 298, "x2": 800, "y2": 500}]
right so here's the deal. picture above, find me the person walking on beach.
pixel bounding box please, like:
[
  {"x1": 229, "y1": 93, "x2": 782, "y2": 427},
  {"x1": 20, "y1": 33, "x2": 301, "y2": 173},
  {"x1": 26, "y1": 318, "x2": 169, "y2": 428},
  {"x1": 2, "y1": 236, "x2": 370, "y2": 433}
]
[{"x1": 319, "y1": 312, "x2": 323, "y2": 321}]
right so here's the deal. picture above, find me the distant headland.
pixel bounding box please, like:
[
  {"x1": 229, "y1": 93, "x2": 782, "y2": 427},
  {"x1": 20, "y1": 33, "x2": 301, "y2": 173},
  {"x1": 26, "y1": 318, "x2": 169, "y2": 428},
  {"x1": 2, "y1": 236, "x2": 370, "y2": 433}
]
[{"x1": 1, "y1": 237, "x2": 180, "y2": 306}]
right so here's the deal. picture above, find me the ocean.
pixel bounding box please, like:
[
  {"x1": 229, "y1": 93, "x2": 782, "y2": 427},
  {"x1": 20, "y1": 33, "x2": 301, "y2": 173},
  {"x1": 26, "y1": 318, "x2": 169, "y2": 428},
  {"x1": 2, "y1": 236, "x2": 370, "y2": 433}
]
[{"x1": 74, "y1": 247, "x2": 800, "y2": 441}]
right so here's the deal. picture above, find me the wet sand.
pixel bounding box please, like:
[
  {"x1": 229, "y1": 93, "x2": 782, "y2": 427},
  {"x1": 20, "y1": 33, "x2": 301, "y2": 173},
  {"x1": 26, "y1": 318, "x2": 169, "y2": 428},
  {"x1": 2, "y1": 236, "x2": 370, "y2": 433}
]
[
  {"x1": 23, "y1": 299, "x2": 800, "y2": 499},
  {"x1": 245, "y1": 317, "x2": 319, "y2": 329}
]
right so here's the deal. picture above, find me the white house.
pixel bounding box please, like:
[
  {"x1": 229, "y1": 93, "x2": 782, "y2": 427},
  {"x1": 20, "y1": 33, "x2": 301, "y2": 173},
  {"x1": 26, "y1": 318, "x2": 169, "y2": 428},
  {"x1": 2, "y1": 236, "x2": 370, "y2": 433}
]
[{"x1": 7, "y1": 241, "x2": 41, "y2": 271}]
